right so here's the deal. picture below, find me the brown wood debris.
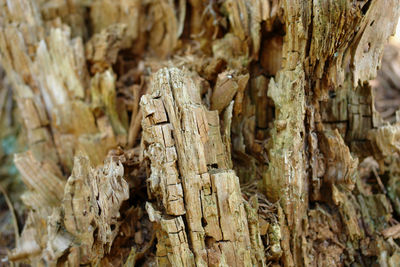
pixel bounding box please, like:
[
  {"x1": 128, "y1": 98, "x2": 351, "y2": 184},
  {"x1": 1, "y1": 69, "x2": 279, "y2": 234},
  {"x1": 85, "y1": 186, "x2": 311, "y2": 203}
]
[{"x1": 1, "y1": 0, "x2": 400, "y2": 266}]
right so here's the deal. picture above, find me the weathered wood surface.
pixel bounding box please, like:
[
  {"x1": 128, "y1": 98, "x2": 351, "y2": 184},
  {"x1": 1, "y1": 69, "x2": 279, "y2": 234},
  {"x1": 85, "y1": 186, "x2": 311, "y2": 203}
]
[
  {"x1": 0, "y1": 0, "x2": 400, "y2": 266},
  {"x1": 142, "y1": 68, "x2": 264, "y2": 266}
]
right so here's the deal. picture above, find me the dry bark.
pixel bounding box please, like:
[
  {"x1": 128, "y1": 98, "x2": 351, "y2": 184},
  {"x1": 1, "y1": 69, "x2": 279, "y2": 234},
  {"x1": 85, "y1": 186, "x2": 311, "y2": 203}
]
[{"x1": 0, "y1": 0, "x2": 400, "y2": 266}]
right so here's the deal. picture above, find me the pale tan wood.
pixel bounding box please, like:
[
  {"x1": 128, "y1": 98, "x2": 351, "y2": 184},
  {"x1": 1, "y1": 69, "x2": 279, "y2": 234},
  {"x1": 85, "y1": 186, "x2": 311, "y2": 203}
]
[
  {"x1": 142, "y1": 68, "x2": 264, "y2": 266},
  {"x1": 1, "y1": 0, "x2": 400, "y2": 266}
]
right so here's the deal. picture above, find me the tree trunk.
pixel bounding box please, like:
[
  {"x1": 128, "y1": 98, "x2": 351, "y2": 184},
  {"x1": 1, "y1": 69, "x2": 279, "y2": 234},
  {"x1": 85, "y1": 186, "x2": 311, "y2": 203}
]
[{"x1": 1, "y1": 0, "x2": 400, "y2": 266}]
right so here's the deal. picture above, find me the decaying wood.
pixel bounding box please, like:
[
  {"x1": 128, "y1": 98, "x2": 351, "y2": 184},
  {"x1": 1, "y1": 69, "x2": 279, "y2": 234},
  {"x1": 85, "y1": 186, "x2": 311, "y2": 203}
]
[
  {"x1": 371, "y1": 42, "x2": 400, "y2": 123},
  {"x1": 9, "y1": 154, "x2": 129, "y2": 265},
  {"x1": 142, "y1": 68, "x2": 264, "y2": 266},
  {"x1": 1, "y1": 0, "x2": 400, "y2": 266}
]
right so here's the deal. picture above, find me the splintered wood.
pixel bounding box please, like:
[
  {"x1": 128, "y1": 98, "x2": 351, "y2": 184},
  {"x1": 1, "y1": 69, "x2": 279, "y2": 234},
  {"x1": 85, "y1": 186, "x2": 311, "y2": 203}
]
[
  {"x1": 10, "y1": 155, "x2": 129, "y2": 265},
  {"x1": 1, "y1": 0, "x2": 400, "y2": 266},
  {"x1": 142, "y1": 68, "x2": 264, "y2": 266}
]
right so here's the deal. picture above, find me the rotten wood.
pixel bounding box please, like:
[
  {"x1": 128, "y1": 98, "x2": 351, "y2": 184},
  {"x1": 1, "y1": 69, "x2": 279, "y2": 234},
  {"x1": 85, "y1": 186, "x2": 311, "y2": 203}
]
[{"x1": 0, "y1": 0, "x2": 400, "y2": 266}]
